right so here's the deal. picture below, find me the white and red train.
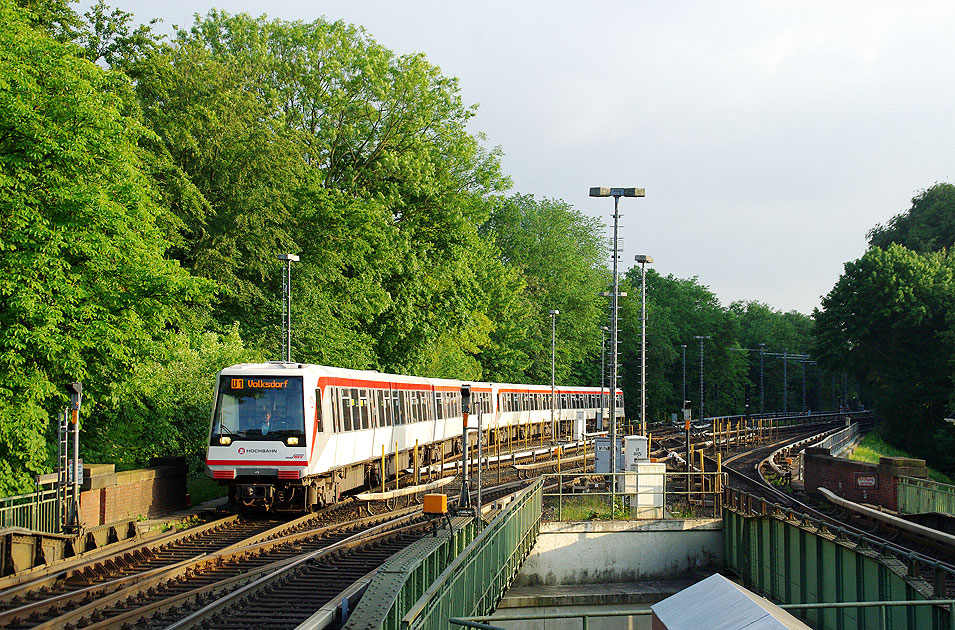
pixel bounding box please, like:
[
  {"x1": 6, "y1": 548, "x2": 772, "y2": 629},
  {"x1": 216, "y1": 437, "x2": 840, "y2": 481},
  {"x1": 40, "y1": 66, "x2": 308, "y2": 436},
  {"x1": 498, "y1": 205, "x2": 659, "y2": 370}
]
[{"x1": 206, "y1": 362, "x2": 624, "y2": 512}]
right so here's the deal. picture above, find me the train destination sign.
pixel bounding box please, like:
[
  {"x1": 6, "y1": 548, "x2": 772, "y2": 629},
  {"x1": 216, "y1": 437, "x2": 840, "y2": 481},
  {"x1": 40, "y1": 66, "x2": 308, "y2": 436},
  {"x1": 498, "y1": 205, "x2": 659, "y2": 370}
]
[{"x1": 230, "y1": 379, "x2": 289, "y2": 390}]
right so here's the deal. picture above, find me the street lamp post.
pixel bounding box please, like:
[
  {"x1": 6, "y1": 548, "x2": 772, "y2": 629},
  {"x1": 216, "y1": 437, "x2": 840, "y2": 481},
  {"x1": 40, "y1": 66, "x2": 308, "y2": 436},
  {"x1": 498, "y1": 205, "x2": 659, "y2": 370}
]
[
  {"x1": 783, "y1": 349, "x2": 788, "y2": 414},
  {"x1": 635, "y1": 255, "x2": 653, "y2": 435},
  {"x1": 549, "y1": 309, "x2": 559, "y2": 443},
  {"x1": 694, "y1": 336, "x2": 711, "y2": 421},
  {"x1": 278, "y1": 253, "x2": 300, "y2": 363},
  {"x1": 591, "y1": 186, "x2": 644, "y2": 476},
  {"x1": 600, "y1": 326, "x2": 608, "y2": 430},
  {"x1": 758, "y1": 343, "x2": 766, "y2": 415},
  {"x1": 681, "y1": 344, "x2": 687, "y2": 417},
  {"x1": 802, "y1": 356, "x2": 807, "y2": 413}
]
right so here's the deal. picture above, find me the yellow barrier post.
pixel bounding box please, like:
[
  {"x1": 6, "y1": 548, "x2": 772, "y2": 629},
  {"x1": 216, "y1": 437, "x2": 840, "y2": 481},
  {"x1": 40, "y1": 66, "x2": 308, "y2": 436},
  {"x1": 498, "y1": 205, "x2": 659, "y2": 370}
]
[
  {"x1": 557, "y1": 445, "x2": 562, "y2": 475},
  {"x1": 381, "y1": 445, "x2": 386, "y2": 493},
  {"x1": 414, "y1": 439, "x2": 419, "y2": 485},
  {"x1": 395, "y1": 441, "x2": 400, "y2": 491},
  {"x1": 717, "y1": 452, "x2": 723, "y2": 516}
]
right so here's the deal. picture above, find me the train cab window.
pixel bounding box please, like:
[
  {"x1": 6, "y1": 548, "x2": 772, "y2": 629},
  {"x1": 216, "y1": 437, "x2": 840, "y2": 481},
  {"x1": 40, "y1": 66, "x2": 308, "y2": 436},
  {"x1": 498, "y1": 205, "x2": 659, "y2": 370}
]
[{"x1": 211, "y1": 375, "x2": 306, "y2": 444}]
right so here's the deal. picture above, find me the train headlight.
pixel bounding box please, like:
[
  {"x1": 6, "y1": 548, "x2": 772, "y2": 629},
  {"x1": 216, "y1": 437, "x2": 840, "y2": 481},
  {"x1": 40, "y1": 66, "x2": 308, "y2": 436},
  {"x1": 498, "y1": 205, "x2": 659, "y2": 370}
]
[
  {"x1": 219, "y1": 436, "x2": 232, "y2": 446},
  {"x1": 286, "y1": 437, "x2": 299, "y2": 446}
]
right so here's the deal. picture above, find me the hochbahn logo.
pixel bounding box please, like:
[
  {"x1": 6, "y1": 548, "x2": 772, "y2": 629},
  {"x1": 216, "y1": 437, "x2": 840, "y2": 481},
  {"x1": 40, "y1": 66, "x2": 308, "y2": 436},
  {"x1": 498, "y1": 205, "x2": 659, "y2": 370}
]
[
  {"x1": 237, "y1": 447, "x2": 278, "y2": 455},
  {"x1": 230, "y1": 379, "x2": 289, "y2": 389}
]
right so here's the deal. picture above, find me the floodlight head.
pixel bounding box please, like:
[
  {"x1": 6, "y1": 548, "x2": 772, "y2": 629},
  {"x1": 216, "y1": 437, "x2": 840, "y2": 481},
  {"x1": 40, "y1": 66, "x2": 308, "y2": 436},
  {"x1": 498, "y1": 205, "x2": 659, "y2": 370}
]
[
  {"x1": 589, "y1": 187, "x2": 645, "y2": 198},
  {"x1": 616, "y1": 188, "x2": 645, "y2": 197},
  {"x1": 549, "y1": 309, "x2": 559, "y2": 316},
  {"x1": 601, "y1": 326, "x2": 609, "y2": 331},
  {"x1": 277, "y1": 253, "x2": 300, "y2": 262},
  {"x1": 634, "y1": 254, "x2": 654, "y2": 264}
]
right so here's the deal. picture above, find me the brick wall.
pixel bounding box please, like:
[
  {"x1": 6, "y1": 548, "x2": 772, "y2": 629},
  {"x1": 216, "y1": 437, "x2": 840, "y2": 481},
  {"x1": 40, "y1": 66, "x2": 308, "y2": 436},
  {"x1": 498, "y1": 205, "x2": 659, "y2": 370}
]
[
  {"x1": 804, "y1": 449, "x2": 927, "y2": 510},
  {"x1": 77, "y1": 458, "x2": 188, "y2": 527}
]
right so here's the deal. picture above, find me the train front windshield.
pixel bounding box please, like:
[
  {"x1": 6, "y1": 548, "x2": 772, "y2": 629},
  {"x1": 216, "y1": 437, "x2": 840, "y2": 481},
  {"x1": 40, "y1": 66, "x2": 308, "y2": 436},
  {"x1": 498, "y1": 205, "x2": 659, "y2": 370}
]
[{"x1": 211, "y1": 376, "x2": 306, "y2": 444}]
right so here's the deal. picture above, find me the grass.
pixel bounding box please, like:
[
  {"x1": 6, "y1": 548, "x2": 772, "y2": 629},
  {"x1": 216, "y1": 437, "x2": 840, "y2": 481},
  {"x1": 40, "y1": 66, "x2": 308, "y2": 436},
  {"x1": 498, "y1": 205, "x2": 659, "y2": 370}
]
[
  {"x1": 850, "y1": 430, "x2": 955, "y2": 485},
  {"x1": 187, "y1": 473, "x2": 227, "y2": 506}
]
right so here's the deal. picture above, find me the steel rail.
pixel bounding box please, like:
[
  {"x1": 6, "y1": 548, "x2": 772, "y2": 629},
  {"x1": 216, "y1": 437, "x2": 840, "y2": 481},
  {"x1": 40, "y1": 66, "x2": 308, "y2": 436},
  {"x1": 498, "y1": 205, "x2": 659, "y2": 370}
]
[
  {"x1": 720, "y1": 433, "x2": 955, "y2": 575},
  {"x1": 163, "y1": 517, "x2": 429, "y2": 630},
  {"x1": 18, "y1": 505, "x2": 423, "y2": 630}
]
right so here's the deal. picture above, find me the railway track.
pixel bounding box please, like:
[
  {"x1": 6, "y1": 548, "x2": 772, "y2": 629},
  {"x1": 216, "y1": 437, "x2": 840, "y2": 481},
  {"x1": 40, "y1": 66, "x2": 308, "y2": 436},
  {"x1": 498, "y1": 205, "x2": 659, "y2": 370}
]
[
  {"x1": 0, "y1": 462, "x2": 544, "y2": 630},
  {"x1": 0, "y1": 505, "x2": 425, "y2": 630},
  {"x1": 716, "y1": 426, "x2": 955, "y2": 599}
]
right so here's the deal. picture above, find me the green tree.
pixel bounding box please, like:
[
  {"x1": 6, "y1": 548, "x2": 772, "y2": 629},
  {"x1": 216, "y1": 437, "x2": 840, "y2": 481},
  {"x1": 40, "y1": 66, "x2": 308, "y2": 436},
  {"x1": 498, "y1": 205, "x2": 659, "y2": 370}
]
[
  {"x1": 481, "y1": 194, "x2": 608, "y2": 385},
  {"x1": 0, "y1": 1, "x2": 206, "y2": 494},
  {"x1": 868, "y1": 183, "x2": 955, "y2": 253},
  {"x1": 86, "y1": 326, "x2": 259, "y2": 474},
  {"x1": 731, "y1": 301, "x2": 819, "y2": 414},
  {"x1": 135, "y1": 12, "x2": 510, "y2": 375},
  {"x1": 814, "y1": 245, "x2": 955, "y2": 462},
  {"x1": 610, "y1": 269, "x2": 743, "y2": 424}
]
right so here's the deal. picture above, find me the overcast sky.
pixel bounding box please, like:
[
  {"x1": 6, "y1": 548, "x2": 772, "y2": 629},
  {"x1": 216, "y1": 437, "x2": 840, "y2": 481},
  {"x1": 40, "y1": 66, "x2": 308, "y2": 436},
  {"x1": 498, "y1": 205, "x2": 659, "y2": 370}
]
[{"x1": 77, "y1": 0, "x2": 955, "y2": 314}]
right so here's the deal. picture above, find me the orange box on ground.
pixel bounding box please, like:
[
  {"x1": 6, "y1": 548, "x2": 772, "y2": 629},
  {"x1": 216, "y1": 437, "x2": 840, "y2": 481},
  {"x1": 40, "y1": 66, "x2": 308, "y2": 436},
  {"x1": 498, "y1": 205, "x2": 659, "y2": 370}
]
[{"x1": 423, "y1": 493, "x2": 448, "y2": 514}]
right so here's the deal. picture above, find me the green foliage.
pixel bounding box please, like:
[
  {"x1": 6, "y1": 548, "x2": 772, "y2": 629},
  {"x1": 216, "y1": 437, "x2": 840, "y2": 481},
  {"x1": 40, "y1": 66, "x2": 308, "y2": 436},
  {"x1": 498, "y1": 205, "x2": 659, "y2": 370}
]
[
  {"x1": 135, "y1": 11, "x2": 511, "y2": 377},
  {"x1": 76, "y1": 0, "x2": 165, "y2": 70},
  {"x1": 814, "y1": 244, "x2": 955, "y2": 471},
  {"x1": 851, "y1": 428, "x2": 954, "y2": 485},
  {"x1": 0, "y1": 2, "x2": 207, "y2": 494},
  {"x1": 85, "y1": 326, "x2": 260, "y2": 473},
  {"x1": 481, "y1": 194, "x2": 608, "y2": 384},
  {"x1": 868, "y1": 183, "x2": 955, "y2": 253}
]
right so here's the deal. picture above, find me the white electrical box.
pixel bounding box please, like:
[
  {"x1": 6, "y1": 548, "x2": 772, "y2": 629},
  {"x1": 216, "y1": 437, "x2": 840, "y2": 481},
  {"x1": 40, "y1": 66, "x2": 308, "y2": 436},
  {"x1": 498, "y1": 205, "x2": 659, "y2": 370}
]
[
  {"x1": 623, "y1": 435, "x2": 649, "y2": 470},
  {"x1": 620, "y1": 461, "x2": 666, "y2": 518},
  {"x1": 573, "y1": 412, "x2": 585, "y2": 441}
]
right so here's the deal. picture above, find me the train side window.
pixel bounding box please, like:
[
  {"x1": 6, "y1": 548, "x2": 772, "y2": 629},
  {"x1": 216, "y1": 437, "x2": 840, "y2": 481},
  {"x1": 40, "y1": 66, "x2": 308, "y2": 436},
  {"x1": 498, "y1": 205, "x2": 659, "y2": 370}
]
[
  {"x1": 348, "y1": 388, "x2": 358, "y2": 430},
  {"x1": 359, "y1": 389, "x2": 370, "y2": 429},
  {"x1": 435, "y1": 392, "x2": 443, "y2": 420},
  {"x1": 342, "y1": 388, "x2": 355, "y2": 432},
  {"x1": 315, "y1": 389, "x2": 324, "y2": 432},
  {"x1": 330, "y1": 388, "x2": 340, "y2": 433},
  {"x1": 395, "y1": 391, "x2": 405, "y2": 425},
  {"x1": 382, "y1": 391, "x2": 392, "y2": 426}
]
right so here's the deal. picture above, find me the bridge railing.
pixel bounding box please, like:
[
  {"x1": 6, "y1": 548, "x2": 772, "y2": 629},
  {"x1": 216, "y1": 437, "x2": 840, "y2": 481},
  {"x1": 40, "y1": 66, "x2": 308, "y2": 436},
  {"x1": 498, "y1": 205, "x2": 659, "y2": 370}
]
[
  {"x1": 897, "y1": 476, "x2": 955, "y2": 516},
  {"x1": 542, "y1": 470, "x2": 726, "y2": 521},
  {"x1": 399, "y1": 479, "x2": 542, "y2": 630},
  {"x1": 0, "y1": 478, "x2": 60, "y2": 533},
  {"x1": 724, "y1": 486, "x2": 955, "y2": 629}
]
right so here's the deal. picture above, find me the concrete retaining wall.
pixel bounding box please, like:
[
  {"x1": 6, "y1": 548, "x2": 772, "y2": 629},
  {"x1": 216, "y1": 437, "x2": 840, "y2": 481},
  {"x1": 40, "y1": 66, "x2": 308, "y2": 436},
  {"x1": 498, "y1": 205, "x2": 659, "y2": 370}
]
[{"x1": 514, "y1": 519, "x2": 722, "y2": 586}]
